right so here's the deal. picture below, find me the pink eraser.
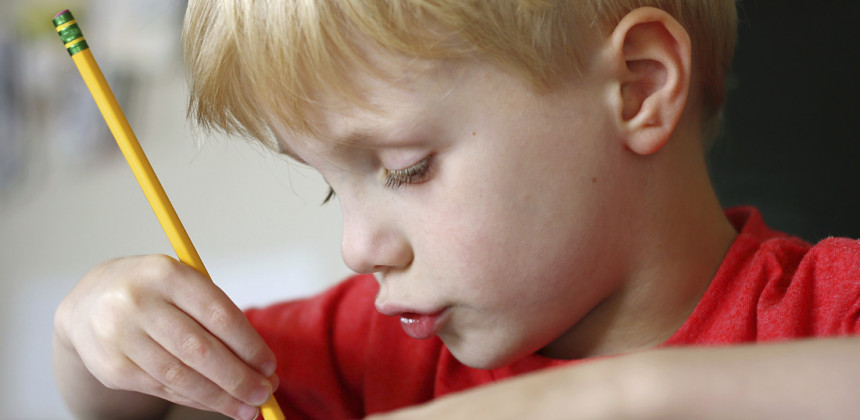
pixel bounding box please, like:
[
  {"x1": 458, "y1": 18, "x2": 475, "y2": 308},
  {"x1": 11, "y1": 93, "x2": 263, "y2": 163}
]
[{"x1": 55, "y1": 9, "x2": 70, "y2": 19}]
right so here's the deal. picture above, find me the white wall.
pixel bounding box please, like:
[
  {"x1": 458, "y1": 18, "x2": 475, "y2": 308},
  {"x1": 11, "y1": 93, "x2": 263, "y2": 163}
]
[{"x1": 0, "y1": 2, "x2": 349, "y2": 418}]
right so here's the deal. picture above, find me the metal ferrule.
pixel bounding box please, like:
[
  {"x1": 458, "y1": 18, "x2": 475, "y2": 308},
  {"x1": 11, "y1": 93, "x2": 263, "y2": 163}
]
[{"x1": 53, "y1": 11, "x2": 89, "y2": 56}]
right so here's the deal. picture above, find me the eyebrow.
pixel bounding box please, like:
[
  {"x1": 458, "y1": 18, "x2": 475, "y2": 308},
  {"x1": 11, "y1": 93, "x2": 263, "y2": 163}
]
[
  {"x1": 339, "y1": 119, "x2": 428, "y2": 150},
  {"x1": 322, "y1": 127, "x2": 383, "y2": 153},
  {"x1": 273, "y1": 122, "x2": 397, "y2": 165},
  {"x1": 337, "y1": 129, "x2": 378, "y2": 149}
]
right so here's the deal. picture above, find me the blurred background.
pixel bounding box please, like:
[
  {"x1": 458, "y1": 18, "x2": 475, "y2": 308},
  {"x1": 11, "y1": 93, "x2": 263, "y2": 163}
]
[{"x1": 0, "y1": 0, "x2": 857, "y2": 418}]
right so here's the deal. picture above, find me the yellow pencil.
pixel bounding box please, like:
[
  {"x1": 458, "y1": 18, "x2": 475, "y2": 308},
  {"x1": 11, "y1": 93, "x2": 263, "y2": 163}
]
[{"x1": 52, "y1": 10, "x2": 285, "y2": 420}]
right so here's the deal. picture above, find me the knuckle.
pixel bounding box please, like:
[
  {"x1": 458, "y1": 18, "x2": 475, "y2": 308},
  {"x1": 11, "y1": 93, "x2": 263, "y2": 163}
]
[
  {"x1": 159, "y1": 385, "x2": 194, "y2": 407},
  {"x1": 90, "y1": 302, "x2": 131, "y2": 341},
  {"x1": 158, "y1": 383, "x2": 211, "y2": 412},
  {"x1": 158, "y1": 384, "x2": 181, "y2": 402},
  {"x1": 179, "y1": 333, "x2": 210, "y2": 359},
  {"x1": 248, "y1": 346, "x2": 277, "y2": 374},
  {"x1": 160, "y1": 361, "x2": 191, "y2": 386},
  {"x1": 141, "y1": 254, "x2": 181, "y2": 281},
  {"x1": 200, "y1": 386, "x2": 235, "y2": 412},
  {"x1": 160, "y1": 372, "x2": 241, "y2": 415},
  {"x1": 224, "y1": 373, "x2": 259, "y2": 397},
  {"x1": 205, "y1": 301, "x2": 238, "y2": 331},
  {"x1": 226, "y1": 377, "x2": 246, "y2": 396},
  {"x1": 98, "y1": 279, "x2": 145, "y2": 315},
  {"x1": 95, "y1": 358, "x2": 135, "y2": 390},
  {"x1": 200, "y1": 391, "x2": 245, "y2": 419},
  {"x1": 205, "y1": 387, "x2": 243, "y2": 414}
]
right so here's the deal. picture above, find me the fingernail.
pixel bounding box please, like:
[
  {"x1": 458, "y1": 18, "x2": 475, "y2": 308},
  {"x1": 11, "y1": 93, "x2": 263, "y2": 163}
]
[
  {"x1": 262, "y1": 360, "x2": 277, "y2": 377},
  {"x1": 237, "y1": 404, "x2": 258, "y2": 420},
  {"x1": 251, "y1": 386, "x2": 271, "y2": 406}
]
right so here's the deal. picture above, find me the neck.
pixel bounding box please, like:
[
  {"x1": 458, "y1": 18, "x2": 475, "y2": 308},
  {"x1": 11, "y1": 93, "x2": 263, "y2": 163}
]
[{"x1": 541, "y1": 129, "x2": 738, "y2": 360}]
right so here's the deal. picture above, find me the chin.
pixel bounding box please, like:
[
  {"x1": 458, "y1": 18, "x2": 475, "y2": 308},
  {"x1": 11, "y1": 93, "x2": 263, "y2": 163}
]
[{"x1": 444, "y1": 339, "x2": 528, "y2": 370}]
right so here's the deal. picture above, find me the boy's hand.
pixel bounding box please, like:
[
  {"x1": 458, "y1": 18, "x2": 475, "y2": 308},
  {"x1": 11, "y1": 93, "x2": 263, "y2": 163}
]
[{"x1": 54, "y1": 255, "x2": 278, "y2": 420}]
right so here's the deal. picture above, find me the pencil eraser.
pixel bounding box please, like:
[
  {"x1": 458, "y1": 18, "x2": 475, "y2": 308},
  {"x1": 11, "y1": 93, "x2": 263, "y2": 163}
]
[{"x1": 55, "y1": 9, "x2": 70, "y2": 19}]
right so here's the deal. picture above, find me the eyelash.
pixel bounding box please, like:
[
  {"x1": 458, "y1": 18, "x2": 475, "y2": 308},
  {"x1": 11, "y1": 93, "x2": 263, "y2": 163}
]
[
  {"x1": 321, "y1": 187, "x2": 336, "y2": 205},
  {"x1": 384, "y1": 155, "x2": 434, "y2": 188},
  {"x1": 321, "y1": 155, "x2": 434, "y2": 205}
]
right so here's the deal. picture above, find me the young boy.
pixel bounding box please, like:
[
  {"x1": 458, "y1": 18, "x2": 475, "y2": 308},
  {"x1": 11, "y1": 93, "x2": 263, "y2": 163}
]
[{"x1": 53, "y1": 1, "x2": 860, "y2": 419}]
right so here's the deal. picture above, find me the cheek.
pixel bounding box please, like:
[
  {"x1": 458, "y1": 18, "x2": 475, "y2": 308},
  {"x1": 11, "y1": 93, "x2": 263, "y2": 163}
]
[
  {"x1": 416, "y1": 192, "x2": 570, "y2": 302},
  {"x1": 409, "y1": 111, "x2": 622, "y2": 295},
  {"x1": 419, "y1": 169, "x2": 614, "y2": 307},
  {"x1": 410, "y1": 197, "x2": 511, "y2": 294}
]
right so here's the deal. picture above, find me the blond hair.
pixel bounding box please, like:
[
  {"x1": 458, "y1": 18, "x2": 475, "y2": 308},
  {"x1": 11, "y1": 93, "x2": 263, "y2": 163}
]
[{"x1": 184, "y1": 0, "x2": 736, "y2": 147}]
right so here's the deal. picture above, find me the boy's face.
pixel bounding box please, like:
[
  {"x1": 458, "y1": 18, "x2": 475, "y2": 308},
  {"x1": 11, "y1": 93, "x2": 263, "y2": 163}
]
[{"x1": 272, "y1": 50, "x2": 635, "y2": 368}]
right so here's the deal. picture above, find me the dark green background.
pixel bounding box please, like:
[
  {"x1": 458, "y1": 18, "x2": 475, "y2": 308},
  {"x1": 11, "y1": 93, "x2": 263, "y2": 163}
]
[{"x1": 709, "y1": 1, "x2": 860, "y2": 241}]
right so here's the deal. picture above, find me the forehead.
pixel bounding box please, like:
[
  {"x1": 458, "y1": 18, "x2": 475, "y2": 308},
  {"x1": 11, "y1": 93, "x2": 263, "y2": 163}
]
[{"x1": 270, "y1": 50, "x2": 461, "y2": 158}]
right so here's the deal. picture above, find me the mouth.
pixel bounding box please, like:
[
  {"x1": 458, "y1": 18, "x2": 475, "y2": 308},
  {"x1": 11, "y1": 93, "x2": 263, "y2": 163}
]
[
  {"x1": 377, "y1": 304, "x2": 449, "y2": 340},
  {"x1": 398, "y1": 310, "x2": 448, "y2": 340}
]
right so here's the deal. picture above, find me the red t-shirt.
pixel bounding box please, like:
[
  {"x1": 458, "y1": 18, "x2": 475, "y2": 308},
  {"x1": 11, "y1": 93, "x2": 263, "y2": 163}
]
[{"x1": 245, "y1": 207, "x2": 860, "y2": 418}]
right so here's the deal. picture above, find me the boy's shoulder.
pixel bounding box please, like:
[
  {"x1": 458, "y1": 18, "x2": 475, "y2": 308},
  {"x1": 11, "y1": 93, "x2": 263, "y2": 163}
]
[
  {"x1": 667, "y1": 207, "x2": 860, "y2": 346},
  {"x1": 725, "y1": 206, "x2": 859, "y2": 284},
  {"x1": 801, "y1": 236, "x2": 860, "y2": 279}
]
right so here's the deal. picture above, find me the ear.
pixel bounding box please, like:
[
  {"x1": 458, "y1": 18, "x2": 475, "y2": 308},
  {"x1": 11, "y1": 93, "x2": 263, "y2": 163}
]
[{"x1": 605, "y1": 7, "x2": 692, "y2": 155}]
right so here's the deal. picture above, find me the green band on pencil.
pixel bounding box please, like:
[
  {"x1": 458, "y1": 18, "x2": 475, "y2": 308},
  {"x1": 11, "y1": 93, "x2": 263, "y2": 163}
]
[{"x1": 52, "y1": 10, "x2": 89, "y2": 56}]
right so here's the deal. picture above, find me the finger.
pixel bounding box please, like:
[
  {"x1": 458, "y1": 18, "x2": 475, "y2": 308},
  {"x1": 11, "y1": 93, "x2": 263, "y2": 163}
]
[
  {"x1": 124, "y1": 331, "x2": 259, "y2": 420},
  {"x1": 121, "y1": 361, "x2": 210, "y2": 412},
  {"x1": 144, "y1": 301, "x2": 275, "y2": 408},
  {"x1": 146, "y1": 255, "x2": 278, "y2": 377},
  {"x1": 73, "y1": 342, "x2": 217, "y2": 416},
  {"x1": 77, "y1": 336, "x2": 214, "y2": 414}
]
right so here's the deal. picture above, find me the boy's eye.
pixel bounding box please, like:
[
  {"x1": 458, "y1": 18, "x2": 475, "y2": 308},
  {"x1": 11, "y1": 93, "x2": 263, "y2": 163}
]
[{"x1": 383, "y1": 155, "x2": 434, "y2": 188}]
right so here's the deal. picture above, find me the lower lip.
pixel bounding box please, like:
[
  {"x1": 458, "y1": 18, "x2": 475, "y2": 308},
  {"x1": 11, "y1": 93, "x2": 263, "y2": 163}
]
[{"x1": 400, "y1": 310, "x2": 446, "y2": 340}]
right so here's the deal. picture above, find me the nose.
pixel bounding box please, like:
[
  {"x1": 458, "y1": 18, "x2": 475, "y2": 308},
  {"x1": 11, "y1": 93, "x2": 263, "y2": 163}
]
[{"x1": 340, "y1": 202, "x2": 413, "y2": 274}]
